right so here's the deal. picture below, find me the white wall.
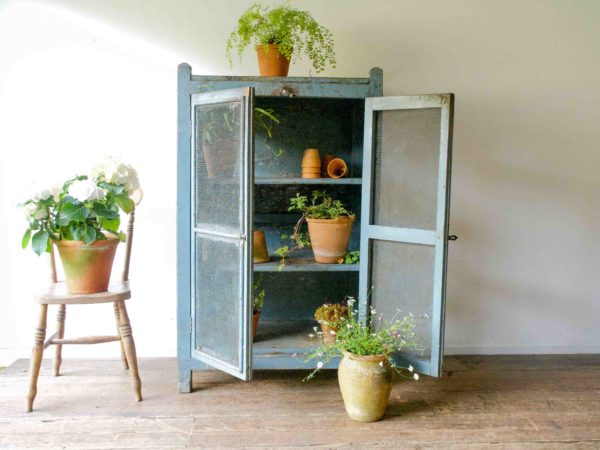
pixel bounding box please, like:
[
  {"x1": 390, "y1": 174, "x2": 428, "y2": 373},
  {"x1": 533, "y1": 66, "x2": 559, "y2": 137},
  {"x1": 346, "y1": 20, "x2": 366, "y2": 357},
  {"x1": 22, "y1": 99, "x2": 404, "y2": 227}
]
[{"x1": 1, "y1": 0, "x2": 599, "y2": 364}]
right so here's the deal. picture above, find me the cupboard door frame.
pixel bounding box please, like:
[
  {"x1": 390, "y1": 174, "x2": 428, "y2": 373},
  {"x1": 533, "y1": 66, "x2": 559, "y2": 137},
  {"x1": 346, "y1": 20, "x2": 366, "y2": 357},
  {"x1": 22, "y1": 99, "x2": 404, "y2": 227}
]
[
  {"x1": 190, "y1": 87, "x2": 254, "y2": 380},
  {"x1": 359, "y1": 94, "x2": 454, "y2": 377}
]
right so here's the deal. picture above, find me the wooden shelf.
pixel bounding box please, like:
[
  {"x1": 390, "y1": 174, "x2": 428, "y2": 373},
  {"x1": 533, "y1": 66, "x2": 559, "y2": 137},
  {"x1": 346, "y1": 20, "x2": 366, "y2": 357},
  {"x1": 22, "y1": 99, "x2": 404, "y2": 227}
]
[
  {"x1": 255, "y1": 177, "x2": 361, "y2": 185},
  {"x1": 254, "y1": 257, "x2": 359, "y2": 272}
]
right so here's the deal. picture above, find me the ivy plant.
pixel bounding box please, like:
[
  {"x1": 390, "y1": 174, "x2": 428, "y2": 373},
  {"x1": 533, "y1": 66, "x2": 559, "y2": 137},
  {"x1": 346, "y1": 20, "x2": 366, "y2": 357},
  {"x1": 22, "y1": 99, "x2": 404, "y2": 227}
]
[{"x1": 226, "y1": 2, "x2": 336, "y2": 73}]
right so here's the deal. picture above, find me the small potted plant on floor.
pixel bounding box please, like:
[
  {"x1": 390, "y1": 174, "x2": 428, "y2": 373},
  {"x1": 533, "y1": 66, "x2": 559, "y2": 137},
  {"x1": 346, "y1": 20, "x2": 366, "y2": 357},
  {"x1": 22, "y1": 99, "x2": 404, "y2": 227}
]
[
  {"x1": 314, "y1": 303, "x2": 349, "y2": 343},
  {"x1": 252, "y1": 275, "x2": 265, "y2": 340},
  {"x1": 226, "y1": 2, "x2": 336, "y2": 76},
  {"x1": 20, "y1": 157, "x2": 141, "y2": 294},
  {"x1": 278, "y1": 190, "x2": 354, "y2": 264},
  {"x1": 305, "y1": 297, "x2": 422, "y2": 422}
]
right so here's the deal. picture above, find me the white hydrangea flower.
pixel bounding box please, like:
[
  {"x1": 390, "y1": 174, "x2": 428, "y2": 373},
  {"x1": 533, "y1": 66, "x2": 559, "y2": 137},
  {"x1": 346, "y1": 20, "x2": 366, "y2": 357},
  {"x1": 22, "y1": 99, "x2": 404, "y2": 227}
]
[
  {"x1": 23, "y1": 203, "x2": 47, "y2": 220},
  {"x1": 68, "y1": 179, "x2": 105, "y2": 202},
  {"x1": 91, "y1": 156, "x2": 140, "y2": 194}
]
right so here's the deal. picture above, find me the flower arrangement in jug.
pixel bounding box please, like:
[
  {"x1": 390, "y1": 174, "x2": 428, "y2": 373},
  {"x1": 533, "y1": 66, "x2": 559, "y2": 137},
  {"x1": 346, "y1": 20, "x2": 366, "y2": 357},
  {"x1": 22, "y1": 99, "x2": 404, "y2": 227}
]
[{"x1": 19, "y1": 157, "x2": 141, "y2": 294}]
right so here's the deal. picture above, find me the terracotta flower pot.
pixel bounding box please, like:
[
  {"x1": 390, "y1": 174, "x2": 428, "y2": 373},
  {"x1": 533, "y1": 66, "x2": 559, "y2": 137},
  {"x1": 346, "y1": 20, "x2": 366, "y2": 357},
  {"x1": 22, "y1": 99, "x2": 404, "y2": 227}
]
[
  {"x1": 301, "y1": 148, "x2": 321, "y2": 179},
  {"x1": 320, "y1": 322, "x2": 338, "y2": 343},
  {"x1": 307, "y1": 216, "x2": 355, "y2": 263},
  {"x1": 320, "y1": 155, "x2": 335, "y2": 177},
  {"x1": 201, "y1": 141, "x2": 236, "y2": 179},
  {"x1": 256, "y1": 44, "x2": 291, "y2": 77},
  {"x1": 326, "y1": 158, "x2": 348, "y2": 178},
  {"x1": 253, "y1": 230, "x2": 269, "y2": 263},
  {"x1": 55, "y1": 237, "x2": 120, "y2": 294},
  {"x1": 252, "y1": 312, "x2": 261, "y2": 340},
  {"x1": 338, "y1": 351, "x2": 393, "y2": 422}
]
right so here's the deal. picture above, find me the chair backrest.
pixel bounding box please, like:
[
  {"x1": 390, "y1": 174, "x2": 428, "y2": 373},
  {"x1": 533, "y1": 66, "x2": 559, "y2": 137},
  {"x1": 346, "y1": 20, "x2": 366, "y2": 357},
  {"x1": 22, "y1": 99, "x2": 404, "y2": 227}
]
[{"x1": 49, "y1": 188, "x2": 143, "y2": 284}]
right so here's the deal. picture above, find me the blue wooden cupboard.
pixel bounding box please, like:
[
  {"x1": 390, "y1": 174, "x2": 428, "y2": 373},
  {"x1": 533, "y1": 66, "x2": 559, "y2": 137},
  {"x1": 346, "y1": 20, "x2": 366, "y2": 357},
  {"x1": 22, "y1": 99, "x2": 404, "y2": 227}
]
[{"x1": 177, "y1": 63, "x2": 454, "y2": 393}]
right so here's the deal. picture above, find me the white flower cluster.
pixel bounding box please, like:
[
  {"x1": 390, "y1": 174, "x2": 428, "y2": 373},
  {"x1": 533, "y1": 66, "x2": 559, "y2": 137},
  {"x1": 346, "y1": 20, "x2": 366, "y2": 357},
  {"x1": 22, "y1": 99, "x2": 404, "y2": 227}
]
[
  {"x1": 91, "y1": 156, "x2": 141, "y2": 195},
  {"x1": 68, "y1": 179, "x2": 105, "y2": 202}
]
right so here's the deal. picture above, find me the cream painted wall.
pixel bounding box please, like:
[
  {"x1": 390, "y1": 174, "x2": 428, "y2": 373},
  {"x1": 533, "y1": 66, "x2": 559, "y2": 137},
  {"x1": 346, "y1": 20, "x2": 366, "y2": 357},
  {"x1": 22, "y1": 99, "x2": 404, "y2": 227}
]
[{"x1": 1, "y1": 0, "x2": 599, "y2": 364}]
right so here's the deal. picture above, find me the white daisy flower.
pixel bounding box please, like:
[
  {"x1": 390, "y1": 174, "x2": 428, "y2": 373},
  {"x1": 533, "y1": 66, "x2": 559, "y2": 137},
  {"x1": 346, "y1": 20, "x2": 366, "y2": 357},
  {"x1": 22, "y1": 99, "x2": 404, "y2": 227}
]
[
  {"x1": 413, "y1": 373, "x2": 419, "y2": 381},
  {"x1": 317, "y1": 362, "x2": 323, "y2": 369},
  {"x1": 408, "y1": 365, "x2": 414, "y2": 372},
  {"x1": 308, "y1": 333, "x2": 315, "y2": 338}
]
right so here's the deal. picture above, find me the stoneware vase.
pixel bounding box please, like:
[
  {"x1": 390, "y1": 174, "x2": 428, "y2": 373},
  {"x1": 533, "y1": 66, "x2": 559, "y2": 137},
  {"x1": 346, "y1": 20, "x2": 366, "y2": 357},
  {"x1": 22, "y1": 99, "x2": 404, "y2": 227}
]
[
  {"x1": 338, "y1": 351, "x2": 393, "y2": 422},
  {"x1": 252, "y1": 312, "x2": 261, "y2": 340},
  {"x1": 253, "y1": 230, "x2": 270, "y2": 263},
  {"x1": 302, "y1": 148, "x2": 321, "y2": 179},
  {"x1": 306, "y1": 216, "x2": 354, "y2": 263},
  {"x1": 256, "y1": 44, "x2": 291, "y2": 77},
  {"x1": 326, "y1": 158, "x2": 348, "y2": 178},
  {"x1": 55, "y1": 237, "x2": 119, "y2": 294}
]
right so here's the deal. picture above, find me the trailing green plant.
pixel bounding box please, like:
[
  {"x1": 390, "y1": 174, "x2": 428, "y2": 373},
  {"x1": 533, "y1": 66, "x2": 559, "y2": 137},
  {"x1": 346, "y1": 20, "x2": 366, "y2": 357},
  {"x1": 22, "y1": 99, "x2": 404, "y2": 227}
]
[
  {"x1": 304, "y1": 296, "x2": 424, "y2": 382},
  {"x1": 274, "y1": 190, "x2": 354, "y2": 269},
  {"x1": 314, "y1": 303, "x2": 348, "y2": 326},
  {"x1": 19, "y1": 157, "x2": 140, "y2": 255},
  {"x1": 200, "y1": 106, "x2": 280, "y2": 145},
  {"x1": 338, "y1": 250, "x2": 360, "y2": 265},
  {"x1": 253, "y1": 274, "x2": 265, "y2": 313},
  {"x1": 226, "y1": 2, "x2": 336, "y2": 73}
]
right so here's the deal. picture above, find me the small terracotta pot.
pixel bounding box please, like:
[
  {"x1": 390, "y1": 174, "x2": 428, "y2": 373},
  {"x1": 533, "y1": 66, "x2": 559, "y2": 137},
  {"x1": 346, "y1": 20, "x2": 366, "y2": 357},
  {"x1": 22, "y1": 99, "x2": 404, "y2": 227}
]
[
  {"x1": 253, "y1": 230, "x2": 269, "y2": 264},
  {"x1": 320, "y1": 322, "x2": 338, "y2": 343},
  {"x1": 252, "y1": 312, "x2": 261, "y2": 340},
  {"x1": 338, "y1": 352, "x2": 393, "y2": 422},
  {"x1": 302, "y1": 148, "x2": 321, "y2": 179},
  {"x1": 55, "y1": 237, "x2": 119, "y2": 294},
  {"x1": 307, "y1": 216, "x2": 355, "y2": 263},
  {"x1": 320, "y1": 155, "x2": 335, "y2": 177},
  {"x1": 202, "y1": 141, "x2": 236, "y2": 179},
  {"x1": 326, "y1": 158, "x2": 348, "y2": 178},
  {"x1": 256, "y1": 44, "x2": 291, "y2": 77}
]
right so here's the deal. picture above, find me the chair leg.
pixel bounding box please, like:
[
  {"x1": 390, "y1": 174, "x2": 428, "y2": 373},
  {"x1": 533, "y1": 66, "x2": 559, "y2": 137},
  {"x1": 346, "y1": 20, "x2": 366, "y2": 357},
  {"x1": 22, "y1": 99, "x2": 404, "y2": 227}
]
[
  {"x1": 113, "y1": 302, "x2": 129, "y2": 370},
  {"x1": 53, "y1": 305, "x2": 66, "y2": 376},
  {"x1": 117, "y1": 300, "x2": 142, "y2": 401},
  {"x1": 27, "y1": 304, "x2": 48, "y2": 412}
]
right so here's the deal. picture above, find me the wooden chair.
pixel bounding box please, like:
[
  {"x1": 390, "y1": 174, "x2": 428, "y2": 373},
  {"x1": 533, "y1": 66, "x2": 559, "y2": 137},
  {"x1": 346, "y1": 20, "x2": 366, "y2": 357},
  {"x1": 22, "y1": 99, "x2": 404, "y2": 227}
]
[{"x1": 26, "y1": 207, "x2": 142, "y2": 412}]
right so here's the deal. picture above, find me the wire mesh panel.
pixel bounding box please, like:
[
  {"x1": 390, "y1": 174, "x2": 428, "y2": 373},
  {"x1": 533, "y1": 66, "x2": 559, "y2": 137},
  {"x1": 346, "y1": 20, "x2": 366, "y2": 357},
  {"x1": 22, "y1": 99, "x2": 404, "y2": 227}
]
[
  {"x1": 191, "y1": 88, "x2": 253, "y2": 380},
  {"x1": 194, "y1": 101, "x2": 242, "y2": 235},
  {"x1": 373, "y1": 108, "x2": 441, "y2": 230},
  {"x1": 194, "y1": 235, "x2": 242, "y2": 368},
  {"x1": 370, "y1": 240, "x2": 434, "y2": 361},
  {"x1": 360, "y1": 95, "x2": 454, "y2": 377}
]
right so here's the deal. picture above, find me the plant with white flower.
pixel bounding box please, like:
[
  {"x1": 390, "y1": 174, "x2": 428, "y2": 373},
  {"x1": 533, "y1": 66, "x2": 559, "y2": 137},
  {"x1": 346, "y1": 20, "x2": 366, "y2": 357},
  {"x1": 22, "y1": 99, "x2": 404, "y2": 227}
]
[
  {"x1": 303, "y1": 294, "x2": 425, "y2": 382},
  {"x1": 19, "y1": 158, "x2": 140, "y2": 255}
]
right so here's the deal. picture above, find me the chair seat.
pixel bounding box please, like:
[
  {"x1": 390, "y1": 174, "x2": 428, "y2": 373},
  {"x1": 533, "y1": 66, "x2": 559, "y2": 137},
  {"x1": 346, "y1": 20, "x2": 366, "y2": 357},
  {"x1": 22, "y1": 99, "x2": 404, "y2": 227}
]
[{"x1": 36, "y1": 281, "x2": 131, "y2": 305}]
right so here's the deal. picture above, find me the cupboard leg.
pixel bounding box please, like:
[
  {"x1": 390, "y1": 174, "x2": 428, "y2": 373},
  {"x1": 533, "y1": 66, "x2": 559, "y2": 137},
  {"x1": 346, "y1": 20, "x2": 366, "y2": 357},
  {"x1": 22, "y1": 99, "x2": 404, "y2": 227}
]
[
  {"x1": 27, "y1": 304, "x2": 48, "y2": 412},
  {"x1": 53, "y1": 305, "x2": 65, "y2": 376},
  {"x1": 117, "y1": 301, "x2": 142, "y2": 401},
  {"x1": 113, "y1": 302, "x2": 129, "y2": 370},
  {"x1": 178, "y1": 369, "x2": 192, "y2": 393}
]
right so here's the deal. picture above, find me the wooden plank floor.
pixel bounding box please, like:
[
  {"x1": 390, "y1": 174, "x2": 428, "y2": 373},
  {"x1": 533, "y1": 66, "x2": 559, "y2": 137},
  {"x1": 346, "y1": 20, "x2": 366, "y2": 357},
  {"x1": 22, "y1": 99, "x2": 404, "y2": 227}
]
[{"x1": 1, "y1": 356, "x2": 600, "y2": 449}]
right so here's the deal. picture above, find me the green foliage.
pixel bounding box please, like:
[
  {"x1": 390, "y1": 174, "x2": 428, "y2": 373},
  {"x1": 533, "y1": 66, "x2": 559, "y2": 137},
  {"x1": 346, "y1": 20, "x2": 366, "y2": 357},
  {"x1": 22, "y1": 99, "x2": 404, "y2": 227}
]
[
  {"x1": 304, "y1": 296, "x2": 424, "y2": 381},
  {"x1": 274, "y1": 191, "x2": 353, "y2": 269},
  {"x1": 253, "y1": 274, "x2": 265, "y2": 313},
  {"x1": 314, "y1": 303, "x2": 348, "y2": 325},
  {"x1": 338, "y1": 250, "x2": 360, "y2": 265},
  {"x1": 20, "y1": 174, "x2": 137, "y2": 255},
  {"x1": 226, "y1": 2, "x2": 336, "y2": 73}
]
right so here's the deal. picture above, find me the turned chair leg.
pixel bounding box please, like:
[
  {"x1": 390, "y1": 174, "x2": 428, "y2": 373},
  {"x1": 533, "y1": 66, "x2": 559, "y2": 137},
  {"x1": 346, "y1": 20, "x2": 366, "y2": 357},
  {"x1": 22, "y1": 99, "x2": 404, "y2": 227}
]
[
  {"x1": 53, "y1": 305, "x2": 66, "y2": 376},
  {"x1": 27, "y1": 304, "x2": 48, "y2": 412},
  {"x1": 117, "y1": 300, "x2": 142, "y2": 401},
  {"x1": 113, "y1": 302, "x2": 129, "y2": 370}
]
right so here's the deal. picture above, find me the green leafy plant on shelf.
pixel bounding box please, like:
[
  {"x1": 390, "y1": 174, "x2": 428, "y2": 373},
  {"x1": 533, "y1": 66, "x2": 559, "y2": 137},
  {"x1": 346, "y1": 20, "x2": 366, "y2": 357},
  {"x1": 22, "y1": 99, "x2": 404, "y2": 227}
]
[
  {"x1": 338, "y1": 250, "x2": 360, "y2": 265},
  {"x1": 304, "y1": 296, "x2": 424, "y2": 381},
  {"x1": 274, "y1": 190, "x2": 354, "y2": 270},
  {"x1": 226, "y1": 2, "x2": 336, "y2": 73}
]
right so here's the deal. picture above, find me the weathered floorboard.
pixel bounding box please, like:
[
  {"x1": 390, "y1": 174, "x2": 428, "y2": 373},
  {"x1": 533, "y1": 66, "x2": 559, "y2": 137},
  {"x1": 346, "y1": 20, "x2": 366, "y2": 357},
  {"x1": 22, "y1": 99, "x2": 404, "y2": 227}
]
[{"x1": 1, "y1": 355, "x2": 599, "y2": 449}]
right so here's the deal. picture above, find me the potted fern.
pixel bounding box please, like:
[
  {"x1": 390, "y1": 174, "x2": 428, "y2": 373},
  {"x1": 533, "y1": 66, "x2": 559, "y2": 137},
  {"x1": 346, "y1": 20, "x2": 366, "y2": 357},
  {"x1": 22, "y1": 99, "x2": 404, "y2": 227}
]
[{"x1": 226, "y1": 2, "x2": 336, "y2": 76}]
